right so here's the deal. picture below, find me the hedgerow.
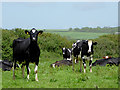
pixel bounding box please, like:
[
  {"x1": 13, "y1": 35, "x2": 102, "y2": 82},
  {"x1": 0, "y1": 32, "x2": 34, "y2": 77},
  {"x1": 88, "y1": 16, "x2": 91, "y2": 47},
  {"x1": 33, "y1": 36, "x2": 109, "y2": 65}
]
[
  {"x1": 93, "y1": 34, "x2": 119, "y2": 58},
  {"x1": 1, "y1": 28, "x2": 119, "y2": 60}
]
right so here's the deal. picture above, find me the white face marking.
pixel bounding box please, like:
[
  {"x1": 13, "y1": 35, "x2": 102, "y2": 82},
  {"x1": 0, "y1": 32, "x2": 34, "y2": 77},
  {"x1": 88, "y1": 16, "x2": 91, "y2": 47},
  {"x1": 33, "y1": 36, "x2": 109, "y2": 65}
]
[
  {"x1": 88, "y1": 40, "x2": 92, "y2": 53},
  {"x1": 33, "y1": 37, "x2": 36, "y2": 40},
  {"x1": 32, "y1": 30, "x2": 36, "y2": 33},
  {"x1": 72, "y1": 43, "x2": 77, "y2": 49},
  {"x1": 63, "y1": 47, "x2": 65, "y2": 50},
  {"x1": 63, "y1": 47, "x2": 65, "y2": 54}
]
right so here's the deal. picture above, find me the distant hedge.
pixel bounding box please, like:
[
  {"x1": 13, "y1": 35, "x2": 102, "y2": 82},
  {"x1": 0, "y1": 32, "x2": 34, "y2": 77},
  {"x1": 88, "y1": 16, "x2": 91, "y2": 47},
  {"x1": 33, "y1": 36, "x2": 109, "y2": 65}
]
[{"x1": 1, "y1": 28, "x2": 119, "y2": 60}]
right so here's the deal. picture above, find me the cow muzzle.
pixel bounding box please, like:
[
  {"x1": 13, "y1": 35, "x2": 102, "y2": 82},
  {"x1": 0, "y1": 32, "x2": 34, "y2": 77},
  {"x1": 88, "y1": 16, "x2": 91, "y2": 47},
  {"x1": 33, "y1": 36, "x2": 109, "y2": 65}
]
[{"x1": 88, "y1": 50, "x2": 92, "y2": 54}]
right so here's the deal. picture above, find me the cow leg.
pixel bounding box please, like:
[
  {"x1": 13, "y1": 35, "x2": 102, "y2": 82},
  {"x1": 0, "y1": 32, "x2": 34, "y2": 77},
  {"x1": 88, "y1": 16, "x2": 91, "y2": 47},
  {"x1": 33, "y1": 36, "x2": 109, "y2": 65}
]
[
  {"x1": 34, "y1": 62, "x2": 38, "y2": 81},
  {"x1": 26, "y1": 63, "x2": 30, "y2": 80},
  {"x1": 82, "y1": 58, "x2": 86, "y2": 73},
  {"x1": 72, "y1": 55, "x2": 75, "y2": 71},
  {"x1": 13, "y1": 60, "x2": 16, "y2": 80},
  {"x1": 78, "y1": 55, "x2": 82, "y2": 72},
  {"x1": 89, "y1": 55, "x2": 93, "y2": 72},
  {"x1": 22, "y1": 64, "x2": 25, "y2": 78}
]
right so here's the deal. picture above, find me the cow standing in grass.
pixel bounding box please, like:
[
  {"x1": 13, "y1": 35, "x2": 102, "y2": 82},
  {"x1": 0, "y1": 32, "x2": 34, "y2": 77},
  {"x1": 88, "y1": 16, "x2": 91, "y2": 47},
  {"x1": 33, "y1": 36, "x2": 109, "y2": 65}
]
[
  {"x1": 72, "y1": 40, "x2": 97, "y2": 73},
  {"x1": 13, "y1": 28, "x2": 43, "y2": 81}
]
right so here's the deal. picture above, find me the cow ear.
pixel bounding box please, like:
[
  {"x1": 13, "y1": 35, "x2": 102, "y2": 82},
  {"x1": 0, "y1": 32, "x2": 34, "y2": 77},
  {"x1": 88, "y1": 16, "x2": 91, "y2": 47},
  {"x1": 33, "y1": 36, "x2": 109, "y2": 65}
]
[
  {"x1": 25, "y1": 30, "x2": 30, "y2": 35},
  {"x1": 93, "y1": 42, "x2": 97, "y2": 45},
  {"x1": 38, "y1": 30, "x2": 43, "y2": 35}
]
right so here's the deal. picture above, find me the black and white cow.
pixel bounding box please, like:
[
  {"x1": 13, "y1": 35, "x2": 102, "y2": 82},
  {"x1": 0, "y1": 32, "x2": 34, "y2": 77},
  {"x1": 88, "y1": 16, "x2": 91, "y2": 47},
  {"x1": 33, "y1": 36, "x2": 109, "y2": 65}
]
[
  {"x1": 50, "y1": 60, "x2": 72, "y2": 68},
  {"x1": 13, "y1": 28, "x2": 43, "y2": 81},
  {"x1": 72, "y1": 40, "x2": 97, "y2": 73},
  {"x1": 62, "y1": 47, "x2": 72, "y2": 61}
]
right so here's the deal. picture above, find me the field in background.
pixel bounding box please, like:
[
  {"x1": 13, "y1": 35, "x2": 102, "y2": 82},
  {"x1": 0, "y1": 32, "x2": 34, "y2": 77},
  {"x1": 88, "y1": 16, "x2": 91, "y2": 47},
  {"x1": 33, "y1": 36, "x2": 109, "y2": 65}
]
[
  {"x1": 45, "y1": 29, "x2": 116, "y2": 40},
  {"x1": 48, "y1": 32, "x2": 108, "y2": 40}
]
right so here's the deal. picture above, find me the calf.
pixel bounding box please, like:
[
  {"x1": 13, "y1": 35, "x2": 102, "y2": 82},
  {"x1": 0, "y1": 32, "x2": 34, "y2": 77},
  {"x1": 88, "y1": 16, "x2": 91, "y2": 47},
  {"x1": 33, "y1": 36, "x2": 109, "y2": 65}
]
[
  {"x1": 13, "y1": 28, "x2": 43, "y2": 81},
  {"x1": 72, "y1": 40, "x2": 97, "y2": 73},
  {"x1": 62, "y1": 47, "x2": 72, "y2": 61}
]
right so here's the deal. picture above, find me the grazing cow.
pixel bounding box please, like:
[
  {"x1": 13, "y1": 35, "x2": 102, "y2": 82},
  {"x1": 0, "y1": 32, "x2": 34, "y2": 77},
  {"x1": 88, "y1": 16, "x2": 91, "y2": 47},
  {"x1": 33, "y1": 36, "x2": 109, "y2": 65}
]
[
  {"x1": 62, "y1": 47, "x2": 72, "y2": 61},
  {"x1": 13, "y1": 28, "x2": 43, "y2": 81},
  {"x1": 72, "y1": 40, "x2": 97, "y2": 73}
]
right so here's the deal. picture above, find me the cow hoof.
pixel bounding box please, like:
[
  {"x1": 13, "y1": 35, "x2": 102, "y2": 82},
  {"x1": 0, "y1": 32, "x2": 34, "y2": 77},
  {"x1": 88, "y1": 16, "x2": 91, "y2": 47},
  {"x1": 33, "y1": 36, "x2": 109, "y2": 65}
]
[
  {"x1": 36, "y1": 79, "x2": 38, "y2": 81},
  {"x1": 35, "y1": 78, "x2": 38, "y2": 81}
]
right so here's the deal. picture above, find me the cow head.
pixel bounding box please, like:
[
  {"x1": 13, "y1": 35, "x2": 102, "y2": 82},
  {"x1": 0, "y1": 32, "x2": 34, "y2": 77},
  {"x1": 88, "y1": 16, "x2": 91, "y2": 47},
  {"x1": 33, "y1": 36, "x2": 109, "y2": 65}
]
[
  {"x1": 83, "y1": 40, "x2": 97, "y2": 54},
  {"x1": 25, "y1": 28, "x2": 43, "y2": 42},
  {"x1": 72, "y1": 40, "x2": 82, "y2": 50}
]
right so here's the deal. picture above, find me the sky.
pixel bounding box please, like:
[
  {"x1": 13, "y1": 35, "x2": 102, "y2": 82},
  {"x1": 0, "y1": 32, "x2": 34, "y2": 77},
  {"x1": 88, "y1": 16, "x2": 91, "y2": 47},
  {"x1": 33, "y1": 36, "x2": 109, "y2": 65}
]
[{"x1": 2, "y1": 2, "x2": 118, "y2": 29}]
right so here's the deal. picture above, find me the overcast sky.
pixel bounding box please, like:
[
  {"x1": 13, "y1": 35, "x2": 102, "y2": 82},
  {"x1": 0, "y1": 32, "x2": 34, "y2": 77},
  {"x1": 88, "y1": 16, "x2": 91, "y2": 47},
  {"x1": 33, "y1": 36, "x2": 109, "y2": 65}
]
[{"x1": 2, "y1": 2, "x2": 118, "y2": 29}]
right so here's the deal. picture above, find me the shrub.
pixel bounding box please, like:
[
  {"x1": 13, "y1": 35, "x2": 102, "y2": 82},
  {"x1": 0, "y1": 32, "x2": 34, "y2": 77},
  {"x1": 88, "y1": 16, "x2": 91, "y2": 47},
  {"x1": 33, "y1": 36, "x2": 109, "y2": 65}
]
[{"x1": 93, "y1": 34, "x2": 119, "y2": 58}]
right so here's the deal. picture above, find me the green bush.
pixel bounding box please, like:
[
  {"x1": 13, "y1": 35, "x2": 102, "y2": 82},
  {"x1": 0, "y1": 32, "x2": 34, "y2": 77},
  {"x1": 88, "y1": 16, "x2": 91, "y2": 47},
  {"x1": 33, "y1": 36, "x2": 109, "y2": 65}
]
[
  {"x1": 38, "y1": 32, "x2": 72, "y2": 54},
  {"x1": 93, "y1": 34, "x2": 119, "y2": 58}
]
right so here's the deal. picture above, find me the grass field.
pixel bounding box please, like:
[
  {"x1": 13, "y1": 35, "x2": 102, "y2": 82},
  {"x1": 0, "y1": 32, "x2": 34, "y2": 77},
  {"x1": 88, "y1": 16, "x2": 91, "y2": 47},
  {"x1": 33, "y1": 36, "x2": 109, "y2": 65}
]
[
  {"x1": 44, "y1": 29, "x2": 111, "y2": 40},
  {"x1": 2, "y1": 51, "x2": 118, "y2": 88},
  {"x1": 49, "y1": 32, "x2": 109, "y2": 40}
]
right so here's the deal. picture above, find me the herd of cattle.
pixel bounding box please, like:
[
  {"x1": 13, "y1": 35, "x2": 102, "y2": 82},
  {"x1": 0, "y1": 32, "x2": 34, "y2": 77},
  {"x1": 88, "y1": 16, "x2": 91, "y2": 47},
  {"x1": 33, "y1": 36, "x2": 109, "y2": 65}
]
[
  {"x1": 0, "y1": 28, "x2": 120, "y2": 81},
  {"x1": 51, "y1": 40, "x2": 98, "y2": 73}
]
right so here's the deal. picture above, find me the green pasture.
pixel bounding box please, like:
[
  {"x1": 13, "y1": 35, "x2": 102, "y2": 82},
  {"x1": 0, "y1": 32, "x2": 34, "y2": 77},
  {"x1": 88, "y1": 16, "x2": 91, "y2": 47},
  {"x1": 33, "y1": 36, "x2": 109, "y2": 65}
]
[
  {"x1": 2, "y1": 51, "x2": 119, "y2": 88},
  {"x1": 44, "y1": 28, "x2": 117, "y2": 40},
  {"x1": 49, "y1": 32, "x2": 109, "y2": 40},
  {"x1": 45, "y1": 29, "x2": 68, "y2": 32}
]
